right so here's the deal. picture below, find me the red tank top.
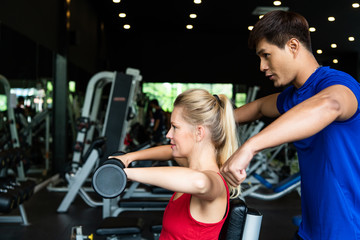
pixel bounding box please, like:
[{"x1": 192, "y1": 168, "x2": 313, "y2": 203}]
[{"x1": 159, "y1": 173, "x2": 230, "y2": 240}]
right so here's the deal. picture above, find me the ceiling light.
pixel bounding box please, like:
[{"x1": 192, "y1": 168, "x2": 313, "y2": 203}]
[
  {"x1": 113, "y1": 0, "x2": 121, "y2": 3},
  {"x1": 273, "y1": 1, "x2": 282, "y2": 6},
  {"x1": 328, "y1": 16, "x2": 335, "y2": 22},
  {"x1": 316, "y1": 49, "x2": 323, "y2": 54},
  {"x1": 333, "y1": 59, "x2": 339, "y2": 64},
  {"x1": 331, "y1": 43, "x2": 337, "y2": 48},
  {"x1": 352, "y1": 3, "x2": 360, "y2": 8},
  {"x1": 189, "y1": 14, "x2": 197, "y2": 19},
  {"x1": 119, "y1": 13, "x2": 126, "y2": 18},
  {"x1": 248, "y1": 26, "x2": 254, "y2": 31},
  {"x1": 348, "y1": 36, "x2": 355, "y2": 41},
  {"x1": 259, "y1": 15, "x2": 264, "y2": 19},
  {"x1": 123, "y1": 24, "x2": 130, "y2": 29},
  {"x1": 194, "y1": 0, "x2": 201, "y2": 4},
  {"x1": 186, "y1": 24, "x2": 193, "y2": 29},
  {"x1": 309, "y1": 27, "x2": 316, "y2": 32}
]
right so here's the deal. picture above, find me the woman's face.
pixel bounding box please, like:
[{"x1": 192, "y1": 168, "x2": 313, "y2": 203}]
[{"x1": 166, "y1": 106, "x2": 196, "y2": 158}]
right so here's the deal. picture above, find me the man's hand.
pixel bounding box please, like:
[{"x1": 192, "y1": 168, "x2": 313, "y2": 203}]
[{"x1": 220, "y1": 145, "x2": 254, "y2": 187}]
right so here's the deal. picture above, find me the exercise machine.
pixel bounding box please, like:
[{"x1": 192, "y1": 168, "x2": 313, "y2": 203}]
[
  {"x1": 77, "y1": 199, "x2": 262, "y2": 240},
  {"x1": 54, "y1": 68, "x2": 143, "y2": 213},
  {"x1": 89, "y1": 158, "x2": 263, "y2": 240},
  {"x1": 0, "y1": 75, "x2": 25, "y2": 180}
]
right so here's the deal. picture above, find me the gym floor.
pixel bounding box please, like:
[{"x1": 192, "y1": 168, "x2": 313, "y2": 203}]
[{"x1": 0, "y1": 182, "x2": 301, "y2": 240}]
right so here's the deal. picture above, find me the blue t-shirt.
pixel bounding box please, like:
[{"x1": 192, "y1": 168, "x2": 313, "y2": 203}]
[{"x1": 277, "y1": 67, "x2": 360, "y2": 240}]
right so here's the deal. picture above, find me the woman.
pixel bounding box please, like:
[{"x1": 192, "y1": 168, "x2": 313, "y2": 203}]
[{"x1": 110, "y1": 89, "x2": 240, "y2": 239}]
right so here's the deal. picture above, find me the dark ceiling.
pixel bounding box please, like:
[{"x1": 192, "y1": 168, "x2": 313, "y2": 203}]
[{"x1": 92, "y1": 0, "x2": 360, "y2": 86}]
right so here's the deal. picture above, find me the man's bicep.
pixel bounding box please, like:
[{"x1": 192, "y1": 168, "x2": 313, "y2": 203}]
[
  {"x1": 259, "y1": 93, "x2": 281, "y2": 118},
  {"x1": 318, "y1": 85, "x2": 358, "y2": 121}
]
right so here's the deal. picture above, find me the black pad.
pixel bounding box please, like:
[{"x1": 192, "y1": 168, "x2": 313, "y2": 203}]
[
  {"x1": 92, "y1": 159, "x2": 127, "y2": 198},
  {"x1": 219, "y1": 199, "x2": 248, "y2": 240},
  {"x1": 151, "y1": 225, "x2": 162, "y2": 234},
  {"x1": 96, "y1": 216, "x2": 142, "y2": 236},
  {"x1": 118, "y1": 198, "x2": 169, "y2": 208}
]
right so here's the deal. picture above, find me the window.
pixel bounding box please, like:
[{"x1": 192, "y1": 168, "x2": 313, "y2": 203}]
[{"x1": 142, "y1": 82, "x2": 246, "y2": 112}]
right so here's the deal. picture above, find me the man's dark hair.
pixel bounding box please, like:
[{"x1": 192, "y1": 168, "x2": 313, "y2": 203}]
[{"x1": 248, "y1": 10, "x2": 312, "y2": 52}]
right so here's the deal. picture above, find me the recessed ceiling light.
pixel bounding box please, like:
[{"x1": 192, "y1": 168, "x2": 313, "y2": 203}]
[
  {"x1": 309, "y1": 27, "x2": 316, "y2": 32},
  {"x1": 328, "y1": 16, "x2": 335, "y2": 22},
  {"x1": 248, "y1": 26, "x2": 254, "y2": 31},
  {"x1": 348, "y1": 36, "x2": 355, "y2": 41},
  {"x1": 331, "y1": 43, "x2": 337, "y2": 48},
  {"x1": 186, "y1": 24, "x2": 193, "y2": 29},
  {"x1": 352, "y1": 3, "x2": 360, "y2": 8},
  {"x1": 190, "y1": 14, "x2": 197, "y2": 19},
  {"x1": 316, "y1": 49, "x2": 323, "y2": 54},
  {"x1": 333, "y1": 59, "x2": 339, "y2": 64},
  {"x1": 194, "y1": 0, "x2": 201, "y2": 4},
  {"x1": 119, "y1": 13, "x2": 126, "y2": 18},
  {"x1": 273, "y1": 1, "x2": 282, "y2": 6},
  {"x1": 113, "y1": 0, "x2": 121, "y2": 3},
  {"x1": 123, "y1": 24, "x2": 130, "y2": 29}
]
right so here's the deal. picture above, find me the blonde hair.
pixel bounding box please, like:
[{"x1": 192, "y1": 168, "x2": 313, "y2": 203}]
[{"x1": 174, "y1": 89, "x2": 241, "y2": 198}]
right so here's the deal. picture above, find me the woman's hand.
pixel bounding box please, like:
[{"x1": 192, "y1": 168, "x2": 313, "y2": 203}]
[{"x1": 108, "y1": 152, "x2": 134, "y2": 168}]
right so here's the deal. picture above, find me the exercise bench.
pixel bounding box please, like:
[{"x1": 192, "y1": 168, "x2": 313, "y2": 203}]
[{"x1": 95, "y1": 199, "x2": 262, "y2": 240}]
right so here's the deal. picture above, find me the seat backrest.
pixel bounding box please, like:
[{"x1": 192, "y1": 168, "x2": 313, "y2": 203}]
[{"x1": 219, "y1": 199, "x2": 248, "y2": 240}]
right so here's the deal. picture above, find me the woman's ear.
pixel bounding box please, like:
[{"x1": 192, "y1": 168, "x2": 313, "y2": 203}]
[{"x1": 195, "y1": 125, "x2": 206, "y2": 142}]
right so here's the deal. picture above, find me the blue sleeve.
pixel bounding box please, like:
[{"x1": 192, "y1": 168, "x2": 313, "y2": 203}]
[
  {"x1": 315, "y1": 71, "x2": 360, "y2": 104},
  {"x1": 277, "y1": 86, "x2": 295, "y2": 114}
]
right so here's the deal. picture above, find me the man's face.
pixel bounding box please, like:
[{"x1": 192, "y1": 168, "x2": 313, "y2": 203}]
[{"x1": 256, "y1": 38, "x2": 297, "y2": 87}]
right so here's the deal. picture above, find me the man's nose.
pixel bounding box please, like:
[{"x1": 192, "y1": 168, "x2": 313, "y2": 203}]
[{"x1": 260, "y1": 60, "x2": 268, "y2": 72}]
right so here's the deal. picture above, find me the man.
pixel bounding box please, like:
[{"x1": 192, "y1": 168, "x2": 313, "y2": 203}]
[
  {"x1": 149, "y1": 99, "x2": 166, "y2": 145},
  {"x1": 220, "y1": 10, "x2": 360, "y2": 239}
]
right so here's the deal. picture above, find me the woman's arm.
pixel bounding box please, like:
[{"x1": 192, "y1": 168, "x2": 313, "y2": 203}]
[
  {"x1": 124, "y1": 167, "x2": 224, "y2": 200},
  {"x1": 109, "y1": 145, "x2": 188, "y2": 167}
]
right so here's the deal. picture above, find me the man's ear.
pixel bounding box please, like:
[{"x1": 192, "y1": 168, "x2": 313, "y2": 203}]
[{"x1": 287, "y1": 38, "x2": 300, "y2": 57}]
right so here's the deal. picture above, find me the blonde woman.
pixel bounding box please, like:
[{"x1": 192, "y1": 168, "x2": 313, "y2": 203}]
[{"x1": 110, "y1": 89, "x2": 240, "y2": 239}]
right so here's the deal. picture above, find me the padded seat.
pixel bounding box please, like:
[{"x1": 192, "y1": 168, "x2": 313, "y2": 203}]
[
  {"x1": 118, "y1": 198, "x2": 169, "y2": 208},
  {"x1": 96, "y1": 216, "x2": 142, "y2": 237},
  {"x1": 150, "y1": 199, "x2": 261, "y2": 240},
  {"x1": 219, "y1": 199, "x2": 248, "y2": 240}
]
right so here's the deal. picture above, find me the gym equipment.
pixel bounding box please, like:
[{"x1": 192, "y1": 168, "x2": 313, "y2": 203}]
[
  {"x1": 96, "y1": 216, "x2": 143, "y2": 240},
  {"x1": 0, "y1": 75, "x2": 25, "y2": 179},
  {"x1": 54, "y1": 68, "x2": 143, "y2": 213},
  {"x1": 72, "y1": 68, "x2": 142, "y2": 167},
  {"x1": 93, "y1": 150, "x2": 170, "y2": 218},
  {"x1": 95, "y1": 147, "x2": 171, "y2": 218},
  {"x1": 56, "y1": 137, "x2": 106, "y2": 212},
  {"x1": 95, "y1": 199, "x2": 262, "y2": 240},
  {"x1": 222, "y1": 199, "x2": 262, "y2": 240},
  {"x1": 92, "y1": 153, "x2": 127, "y2": 199},
  {"x1": 241, "y1": 143, "x2": 301, "y2": 200},
  {"x1": 246, "y1": 172, "x2": 301, "y2": 200},
  {"x1": 236, "y1": 86, "x2": 301, "y2": 201},
  {"x1": 0, "y1": 171, "x2": 36, "y2": 225},
  {"x1": 71, "y1": 226, "x2": 94, "y2": 240}
]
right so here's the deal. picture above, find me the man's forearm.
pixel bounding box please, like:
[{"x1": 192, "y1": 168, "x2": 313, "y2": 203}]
[{"x1": 245, "y1": 94, "x2": 341, "y2": 155}]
